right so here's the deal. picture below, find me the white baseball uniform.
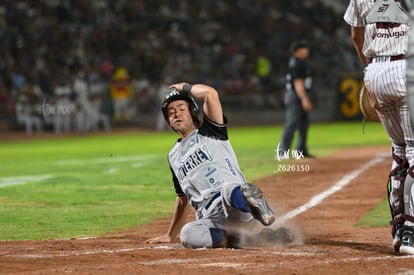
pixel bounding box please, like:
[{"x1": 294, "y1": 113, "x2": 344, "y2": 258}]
[{"x1": 344, "y1": 0, "x2": 414, "y2": 231}]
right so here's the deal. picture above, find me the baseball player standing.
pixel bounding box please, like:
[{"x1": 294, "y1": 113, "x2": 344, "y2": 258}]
[
  {"x1": 144, "y1": 82, "x2": 293, "y2": 248},
  {"x1": 344, "y1": 0, "x2": 414, "y2": 255}
]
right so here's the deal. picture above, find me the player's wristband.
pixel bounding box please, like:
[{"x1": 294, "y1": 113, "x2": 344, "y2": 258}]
[{"x1": 183, "y1": 84, "x2": 192, "y2": 94}]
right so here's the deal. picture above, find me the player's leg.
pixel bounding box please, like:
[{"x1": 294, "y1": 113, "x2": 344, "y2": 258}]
[
  {"x1": 399, "y1": 168, "x2": 414, "y2": 254},
  {"x1": 180, "y1": 219, "x2": 227, "y2": 248},
  {"x1": 397, "y1": 78, "x2": 414, "y2": 254},
  {"x1": 180, "y1": 195, "x2": 241, "y2": 249},
  {"x1": 387, "y1": 146, "x2": 408, "y2": 252},
  {"x1": 365, "y1": 61, "x2": 414, "y2": 253},
  {"x1": 279, "y1": 96, "x2": 302, "y2": 156},
  {"x1": 221, "y1": 182, "x2": 295, "y2": 247},
  {"x1": 400, "y1": 128, "x2": 414, "y2": 255},
  {"x1": 295, "y1": 107, "x2": 310, "y2": 156},
  {"x1": 181, "y1": 183, "x2": 288, "y2": 249},
  {"x1": 221, "y1": 182, "x2": 275, "y2": 226}
]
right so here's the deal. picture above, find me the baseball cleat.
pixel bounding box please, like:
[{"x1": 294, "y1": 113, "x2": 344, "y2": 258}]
[
  {"x1": 399, "y1": 226, "x2": 414, "y2": 255},
  {"x1": 241, "y1": 183, "x2": 275, "y2": 226}
]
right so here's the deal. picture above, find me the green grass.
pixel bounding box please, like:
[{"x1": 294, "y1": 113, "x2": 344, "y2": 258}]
[
  {"x1": 357, "y1": 198, "x2": 390, "y2": 228},
  {"x1": 0, "y1": 121, "x2": 390, "y2": 240}
]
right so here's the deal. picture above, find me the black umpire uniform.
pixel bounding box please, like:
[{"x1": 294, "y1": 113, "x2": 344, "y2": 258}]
[{"x1": 279, "y1": 40, "x2": 314, "y2": 158}]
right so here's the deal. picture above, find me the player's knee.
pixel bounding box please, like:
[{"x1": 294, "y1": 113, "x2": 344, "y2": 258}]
[
  {"x1": 180, "y1": 223, "x2": 207, "y2": 248},
  {"x1": 180, "y1": 222, "x2": 224, "y2": 249}
]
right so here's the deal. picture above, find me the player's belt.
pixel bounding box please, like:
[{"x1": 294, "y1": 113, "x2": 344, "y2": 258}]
[
  {"x1": 205, "y1": 192, "x2": 221, "y2": 210},
  {"x1": 367, "y1": 54, "x2": 405, "y2": 64}
]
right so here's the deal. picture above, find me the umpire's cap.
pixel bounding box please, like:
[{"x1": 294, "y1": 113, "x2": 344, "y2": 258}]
[
  {"x1": 161, "y1": 89, "x2": 201, "y2": 126},
  {"x1": 290, "y1": 39, "x2": 309, "y2": 53}
]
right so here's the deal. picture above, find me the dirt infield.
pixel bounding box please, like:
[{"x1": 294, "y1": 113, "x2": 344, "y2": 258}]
[{"x1": 2, "y1": 145, "x2": 414, "y2": 274}]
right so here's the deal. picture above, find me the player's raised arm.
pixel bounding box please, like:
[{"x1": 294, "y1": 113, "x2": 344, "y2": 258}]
[{"x1": 169, "y1": 82, "x2": 224, "y2": 125}]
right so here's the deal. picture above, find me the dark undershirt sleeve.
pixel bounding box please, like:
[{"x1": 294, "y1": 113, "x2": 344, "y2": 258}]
[
  {"x1": 197, "y1": 115, "x2": 229, "y2": 140},
  {"x1": 170, "y1": 165, "x2": 185, "y2": 196}
]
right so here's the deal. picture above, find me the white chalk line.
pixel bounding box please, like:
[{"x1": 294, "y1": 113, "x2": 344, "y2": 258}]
[
  {"x1": 273, "y1": 152, "x2": 389, "y2": 227},
  {"x1": 56, "y1": 155, "x2": 156, "y2": 175},
  {"x1": 55, "y1": 155, "x2": 156, "y2": 165},
  {"x1": 0, "y1": 155, "x2": 154, "y2": 186},
  {"x1": 9, "y1": 246, "x2": 414, "y2": 267},
  {"x1": 5, "y1": 245, "x2": 178, "y2": 259},
  {"x1": 0, "y1": 175, "x2": 54, "y2": 188},
  {"x1": 103, "y1": 167, "x2": 118, "y2": 174},
  {"x1": 103, "y1": 161, "x2": 150, "y2": 174}
]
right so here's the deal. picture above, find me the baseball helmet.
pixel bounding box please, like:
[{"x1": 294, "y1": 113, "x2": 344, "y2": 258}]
[{"x1": 161, "y1": 89, "x2": 201, "y2": 126}]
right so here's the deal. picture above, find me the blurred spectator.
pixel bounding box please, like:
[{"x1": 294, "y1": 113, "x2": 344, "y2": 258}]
[
  {"x1": 89, "y1": 74, "x2": 111, "y2": 131},
  {"x1": 72, "y1": 69, "x2": 92, "y2": 132},
  {"x1": 109, "y1": 67, "x2": 133, "y2": 122},
  {"x1": 0, "y1": 1, "x2": 349, "y2": 132},
  {"x1": 15, "y1": 81, "x2": 43, "y2": 135},
  {"x1": 53, "y1": 77, "x2": 75, "y2": 133},
  {"x1": 0, "y1": 81, "x2": 8, "y2": 124}
]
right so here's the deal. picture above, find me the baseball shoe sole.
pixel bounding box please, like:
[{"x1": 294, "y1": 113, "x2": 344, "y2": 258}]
[
  {"x1": 399, "y1": 245, "x2": 414, "y2": 255},
  {"x1": 241, "y1": 183, "x2": 275, "y2": 226}
]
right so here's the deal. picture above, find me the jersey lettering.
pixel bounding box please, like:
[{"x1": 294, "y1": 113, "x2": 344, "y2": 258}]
[
  {"x1": 371, "y1": 29, "x2": 408, "y2": 39},
  {"x1": 225, "y1": 158, "x2": 237, "y2": 176},
  {"x1": 178, "y1": 146, "x2": 212, "y2": 177}
]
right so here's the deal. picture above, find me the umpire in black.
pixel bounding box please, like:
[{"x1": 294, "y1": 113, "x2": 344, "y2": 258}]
[{"x1": 278, "y1": 39, "x2": 314, "y2": 159}]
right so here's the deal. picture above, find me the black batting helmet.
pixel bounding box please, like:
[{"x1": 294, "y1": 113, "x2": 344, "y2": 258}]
[{"x1": 161, "y1": 89, "x2": 201, "y2": 126}]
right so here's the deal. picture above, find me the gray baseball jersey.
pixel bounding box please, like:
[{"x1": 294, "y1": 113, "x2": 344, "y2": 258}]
[{"x1": 168, "y1": 116, "x2": 247, "y2": 215}]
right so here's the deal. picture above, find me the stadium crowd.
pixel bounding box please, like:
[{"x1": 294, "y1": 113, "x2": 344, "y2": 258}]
[{"x1": 0, "y1": 0, "x2": 353, "y2": 134}]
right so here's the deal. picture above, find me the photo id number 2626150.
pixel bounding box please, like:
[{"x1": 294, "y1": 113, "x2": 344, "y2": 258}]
[{"x1": 274, "y1": 164, "x2": 310, "y2": 173}]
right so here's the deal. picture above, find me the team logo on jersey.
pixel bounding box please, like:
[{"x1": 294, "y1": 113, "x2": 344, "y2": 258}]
[
  {"x1": 178, "y1": 146, "x2": 212, "y2": 177},
  {"x1": 225, "y1": 158, "x2": 237, "y2": 176},
  {"x1": 204, "y1": 166, "x2": 217, "y2": 177},
  {"x1": 371, "y1": 29, "x2": 407, "y2": 39}
]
